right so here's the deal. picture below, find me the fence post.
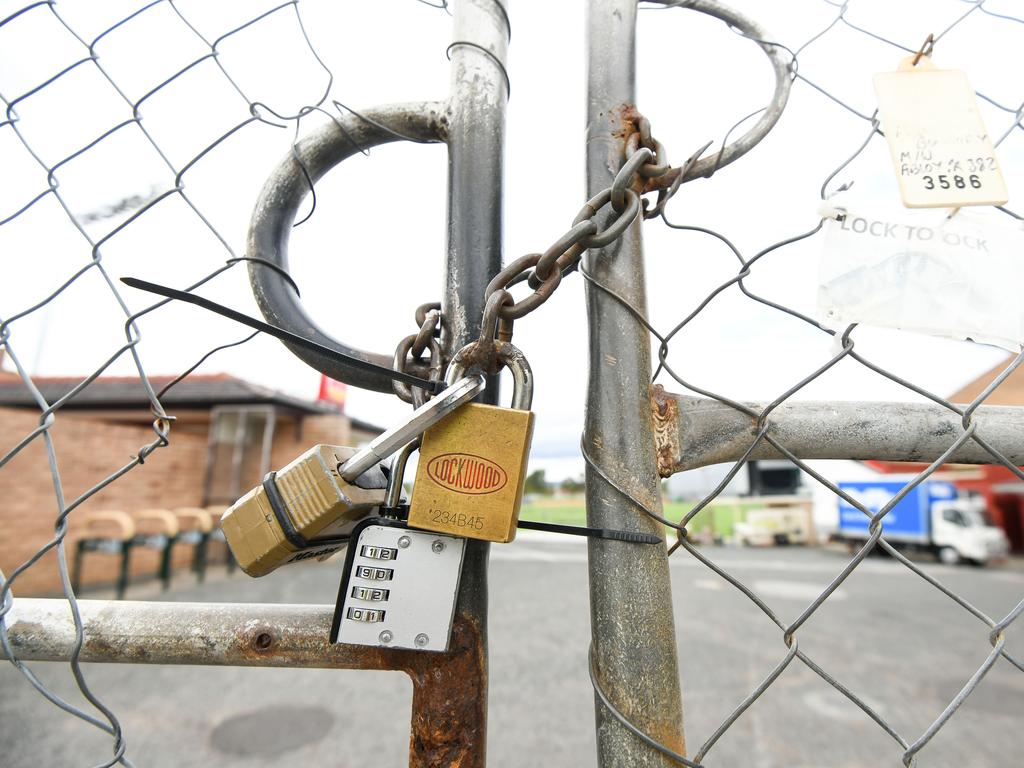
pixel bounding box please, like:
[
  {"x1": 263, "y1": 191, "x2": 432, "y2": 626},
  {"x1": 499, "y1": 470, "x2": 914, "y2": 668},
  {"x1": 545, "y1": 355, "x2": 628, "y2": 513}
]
[
  {"x1": 583, "y1": 1, "x2": 687, "y2": 765},
  {"x1": 442, "y1": 0, "x2": 511, "y2": 764}
]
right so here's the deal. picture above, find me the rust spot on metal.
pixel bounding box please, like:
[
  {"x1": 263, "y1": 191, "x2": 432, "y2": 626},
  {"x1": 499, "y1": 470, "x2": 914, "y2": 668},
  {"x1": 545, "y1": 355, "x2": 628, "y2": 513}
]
[
  {"x1": 651, "y1": 385, "x2": 680, "y2": 478},
  {"x1": 241, "y1": 626, "x2": 279, "y2": 658},
  {"x1": 642, "y1": 173, "x2": 676, "y2": 194},
  {"x1": 614, "y1": 104, "x2": 641, "y2": 140},
  {"x1": 619, "y1": 104, "x2": 640, "y2": 132},
  {"x1": 455, "y1": 339, "x2": 502, "y2": 376},
  {"x1": 403, "y1": 612, "x2": 486, "y2": 768},
  {"x1": 7, "y1": 620, "x2": 45, "y2": 646}
]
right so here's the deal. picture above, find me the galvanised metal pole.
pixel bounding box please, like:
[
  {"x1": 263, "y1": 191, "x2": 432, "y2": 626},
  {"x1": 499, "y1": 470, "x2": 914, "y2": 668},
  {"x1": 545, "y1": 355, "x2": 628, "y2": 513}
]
[
  {"x1": 445, "y1": 0, "x2": 509, "y2": 353},
  {"x1": 583, "y1": 1, "x2": 686, "y2": 765},
  {"x1": 652, "y1": 389, "x2": 1024, "y2": 473},
  {"x1": 443, "y1": 0, "x2": 510, "y2": 764}
]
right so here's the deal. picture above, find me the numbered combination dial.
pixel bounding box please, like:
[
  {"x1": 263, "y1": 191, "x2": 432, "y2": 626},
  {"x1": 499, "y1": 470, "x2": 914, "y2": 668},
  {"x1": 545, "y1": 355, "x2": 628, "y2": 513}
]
[{"x1": 330, "y1": 518, "x2": 466, "y2": 653}]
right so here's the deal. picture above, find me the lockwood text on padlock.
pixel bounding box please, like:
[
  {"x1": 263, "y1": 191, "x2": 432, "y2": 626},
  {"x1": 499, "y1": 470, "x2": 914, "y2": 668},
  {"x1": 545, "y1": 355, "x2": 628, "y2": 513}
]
[
  {"x1": 426, "y1": 453, "x2": 508, "y2": 494},
  {"x1": 838, "y1": 215, "x2": 988, "y2": 250},
  {"x1": 408, "y1": 341, "x2": 535, "y2": 543}
]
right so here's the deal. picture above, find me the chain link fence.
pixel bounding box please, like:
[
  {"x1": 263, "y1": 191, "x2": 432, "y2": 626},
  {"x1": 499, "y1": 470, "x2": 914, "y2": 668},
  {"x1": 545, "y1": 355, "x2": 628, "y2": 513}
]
[
  {"x1": 571, "y1": 1, "x2": 1023, "y2": 765},
  {"x1": 0, "y1": 1, "x2": 384, "y2": 764},
  {"x1": 1, "y1": 0, "x2": 1022, "y2": 766}
]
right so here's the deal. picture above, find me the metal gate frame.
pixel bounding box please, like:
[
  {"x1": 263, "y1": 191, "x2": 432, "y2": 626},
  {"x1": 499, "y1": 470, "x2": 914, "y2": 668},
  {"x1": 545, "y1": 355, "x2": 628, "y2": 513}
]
[
  {"x1": 3, "y1": 1, "x2": 508, "y2": 765},
  {"x1": 5, "y1": 2, "x2": 1024, "y2": 767}
]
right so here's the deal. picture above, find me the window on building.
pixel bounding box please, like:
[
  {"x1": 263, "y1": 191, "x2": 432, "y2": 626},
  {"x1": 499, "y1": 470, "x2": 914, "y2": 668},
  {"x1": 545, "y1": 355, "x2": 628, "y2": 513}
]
[{"x1": 205, "y1": 406, "x2": 276, "y2": 505}]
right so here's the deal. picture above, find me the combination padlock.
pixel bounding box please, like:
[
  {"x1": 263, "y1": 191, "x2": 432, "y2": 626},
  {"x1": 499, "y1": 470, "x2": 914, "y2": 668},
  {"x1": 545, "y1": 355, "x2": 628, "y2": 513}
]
[
  {"x1": 331, "y1": 443, "x2": 466, "y2": 652},
  {"x1": 220, "y1": 374, "x2": 483, "y2": 576},
  {"x1": 408, "y1": 341, "x2": 535, "y2": 543}
]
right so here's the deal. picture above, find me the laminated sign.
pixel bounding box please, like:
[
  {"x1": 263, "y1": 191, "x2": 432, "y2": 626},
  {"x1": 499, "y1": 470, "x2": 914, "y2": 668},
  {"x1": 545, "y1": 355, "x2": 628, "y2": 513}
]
[
  {"x1": 819, "y1": 206, "x2": 1024, "y2": 351},
  {"x1": 873, "y1": 56, "x2": 1008, "y2": 208}
]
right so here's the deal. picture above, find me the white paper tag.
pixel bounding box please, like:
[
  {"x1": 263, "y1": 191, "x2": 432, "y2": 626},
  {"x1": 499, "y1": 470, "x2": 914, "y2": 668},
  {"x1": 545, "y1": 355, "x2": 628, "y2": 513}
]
[
  {"x1": 818, "y1": 206, "x2": 1024, "y2": 351},
  {"x1": 873, "y1": 57, "x2": 1009, "y2": 208}
]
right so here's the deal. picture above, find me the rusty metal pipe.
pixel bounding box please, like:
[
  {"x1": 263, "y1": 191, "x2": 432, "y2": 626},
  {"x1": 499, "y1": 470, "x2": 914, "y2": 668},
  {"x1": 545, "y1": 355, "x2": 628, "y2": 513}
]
[
  {"x1": 584, "y1": 1, "x2": 686, "y2": 765},
  {"x1": 439, "y1": 1, "x2": 512, "y2": 766},
  {"x1": 652, "y1": 387, "x2": 1024, "y2": 475},
  {"x1": 1, "y1": 599, "x2": 484, "y2": 767}
]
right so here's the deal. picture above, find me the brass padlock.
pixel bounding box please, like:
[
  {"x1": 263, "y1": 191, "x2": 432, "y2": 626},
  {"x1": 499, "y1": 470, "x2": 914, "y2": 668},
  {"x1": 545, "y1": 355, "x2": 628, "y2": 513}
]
[
  {"x1": 408, "y1": 341, "x2": 535, "y2": 543},
  {"x1": 221, "y1": 374, "x2": 485, "y2": 577},
  {"x1": 220, "y1": 445, "x2": 388, "y2": 577}
]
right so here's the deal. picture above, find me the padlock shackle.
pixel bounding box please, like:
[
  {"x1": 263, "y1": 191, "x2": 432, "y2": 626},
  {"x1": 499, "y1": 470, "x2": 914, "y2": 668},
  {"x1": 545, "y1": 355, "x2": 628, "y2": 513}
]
[
  {"x1": 384, "y1": 439, "x2": 419, "y2": 509},
  {"x1": 446, "y1": 341, "x2": 533, "y2": 410},
  {"x1": 337, "y1": 374, "x2": 485, "y2": 482}
]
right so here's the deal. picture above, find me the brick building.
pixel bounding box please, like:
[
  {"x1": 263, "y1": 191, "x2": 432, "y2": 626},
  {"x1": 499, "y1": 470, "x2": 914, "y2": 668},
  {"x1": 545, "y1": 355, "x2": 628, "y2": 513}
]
[{"x1": 0, "y1": 372, "x2": 381, "y2": 594}]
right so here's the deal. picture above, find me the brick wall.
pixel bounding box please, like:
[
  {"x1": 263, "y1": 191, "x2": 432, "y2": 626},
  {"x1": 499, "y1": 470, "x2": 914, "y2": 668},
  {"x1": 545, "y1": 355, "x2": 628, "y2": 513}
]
[
  {"x1": 0, "y1": 407, "x2": 210, "y2": 595},
  {"x1": 1, "y1": 408, "x2": 367, "y2": 596},
  {"x1": 269, "y1": 413, "x2": 353, "y2": 469}
]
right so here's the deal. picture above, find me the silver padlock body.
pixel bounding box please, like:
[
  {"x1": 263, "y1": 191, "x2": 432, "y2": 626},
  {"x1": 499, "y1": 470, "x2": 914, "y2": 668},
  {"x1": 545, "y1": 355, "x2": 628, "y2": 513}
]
[{"x1": 332, "y1": 521, "x2": 465, "y2": 652}]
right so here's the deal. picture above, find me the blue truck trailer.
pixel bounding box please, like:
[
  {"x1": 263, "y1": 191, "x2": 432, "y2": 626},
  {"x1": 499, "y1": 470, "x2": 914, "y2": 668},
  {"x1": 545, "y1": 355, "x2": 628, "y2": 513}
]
[{"x1": 835, "y1": 479, "x2": 1009, "y2": 565}]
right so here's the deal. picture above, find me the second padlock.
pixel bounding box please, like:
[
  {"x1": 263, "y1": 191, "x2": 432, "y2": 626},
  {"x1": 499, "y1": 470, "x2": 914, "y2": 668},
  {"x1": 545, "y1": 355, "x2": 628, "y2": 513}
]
[
  {"x1": 407, "y1": 341, "x2": 535, "y2": 543},
  {"x1": 331, "y1": 441, "x2": 466, "y2": 653}
]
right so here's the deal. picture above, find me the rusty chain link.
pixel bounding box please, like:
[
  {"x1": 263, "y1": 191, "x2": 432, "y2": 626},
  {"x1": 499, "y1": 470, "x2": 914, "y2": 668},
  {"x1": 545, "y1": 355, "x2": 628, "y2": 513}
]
[
  {"x1": 476, "y1": 113, "x2": 674, "y2": 342},
  {"x1": 411, "y1": 302, "x2": 441, "y2": 359},
  {"x1": 393, "y1": 303, "x2": 444, "y2": 405}
]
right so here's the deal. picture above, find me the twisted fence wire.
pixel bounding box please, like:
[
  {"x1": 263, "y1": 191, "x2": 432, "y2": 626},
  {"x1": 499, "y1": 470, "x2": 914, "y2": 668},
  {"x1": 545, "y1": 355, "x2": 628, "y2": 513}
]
[
  {"x1": 574, "y1": 1, "x2": 1024, "y2": 764},
  {"x1": 0, "y1": 0, "x2": 395, "y2": 763},
  {"x1": 2, "y1": 0, "x2": 1023, "y2": 765}
]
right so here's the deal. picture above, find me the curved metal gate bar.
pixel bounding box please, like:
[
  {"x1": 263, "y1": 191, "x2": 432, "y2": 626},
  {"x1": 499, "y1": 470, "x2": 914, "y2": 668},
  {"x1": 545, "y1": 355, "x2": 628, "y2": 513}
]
[
  {"x1": 640, "y1": 0, "x2": 793, "y2": 188},
  {"x1": 247, "y1": 101, "x2": 448, "y2": 393}
]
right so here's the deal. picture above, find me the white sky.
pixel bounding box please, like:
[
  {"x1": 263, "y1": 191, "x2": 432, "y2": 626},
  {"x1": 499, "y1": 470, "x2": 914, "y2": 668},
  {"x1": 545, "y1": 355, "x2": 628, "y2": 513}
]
[{"x1": 1, "y1": 0, "x2": 1020, "y2": 480}]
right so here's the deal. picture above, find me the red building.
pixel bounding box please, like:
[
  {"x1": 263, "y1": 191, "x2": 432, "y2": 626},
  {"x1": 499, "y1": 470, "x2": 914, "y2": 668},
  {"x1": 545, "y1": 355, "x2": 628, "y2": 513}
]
[{"x1": 866, "y1": 358, "x2": 1024, "y2": 552}]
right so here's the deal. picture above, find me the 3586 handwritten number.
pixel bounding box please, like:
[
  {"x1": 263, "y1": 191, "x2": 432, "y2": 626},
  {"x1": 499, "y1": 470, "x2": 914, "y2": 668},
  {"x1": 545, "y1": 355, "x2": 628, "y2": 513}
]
[{"x1": 922, "y1": 174, "x2": 982, "y2": 191}]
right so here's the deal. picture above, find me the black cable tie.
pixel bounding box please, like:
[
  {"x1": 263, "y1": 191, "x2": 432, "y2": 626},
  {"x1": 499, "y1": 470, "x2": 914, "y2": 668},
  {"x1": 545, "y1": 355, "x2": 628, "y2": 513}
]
[
  {"x1": 121, "y1": 277, "x2": 445, "y2": 394},
  {"x1": 516, "y1": 519, "x2": 662, "y2": 545}
]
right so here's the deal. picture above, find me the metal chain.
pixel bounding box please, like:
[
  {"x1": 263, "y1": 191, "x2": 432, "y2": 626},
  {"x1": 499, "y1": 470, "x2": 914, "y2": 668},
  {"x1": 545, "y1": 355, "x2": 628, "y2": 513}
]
[
  {"x1": 479, "y1": 112, "x2": 672, "y2": 339},
  {"x1": 393, "y1": 302, "x2": 444, "y2": 406}
]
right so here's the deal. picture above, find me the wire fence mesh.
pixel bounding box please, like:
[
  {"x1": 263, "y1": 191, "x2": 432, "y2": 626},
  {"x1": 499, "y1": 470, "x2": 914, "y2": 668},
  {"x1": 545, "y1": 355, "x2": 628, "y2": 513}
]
[
  {"x1": 571, "y1": 1, "x2": 1024, "y2": 765},
  {"x1": 0, "y1": 1, "x2": 376, "y2": 764},
  {"x1": 0, "y1": 0, "x2": 1022, "y2": 766}
]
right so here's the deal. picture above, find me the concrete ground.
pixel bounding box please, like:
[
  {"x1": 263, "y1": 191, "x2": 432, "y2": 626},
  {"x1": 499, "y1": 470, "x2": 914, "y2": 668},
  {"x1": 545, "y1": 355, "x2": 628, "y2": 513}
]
[{"x1": 1, "y1": 537, "x2": 1022, "y2": 767}]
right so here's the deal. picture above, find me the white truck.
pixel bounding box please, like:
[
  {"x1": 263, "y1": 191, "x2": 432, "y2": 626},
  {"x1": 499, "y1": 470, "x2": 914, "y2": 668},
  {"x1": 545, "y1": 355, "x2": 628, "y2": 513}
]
[
  {"x1": 834, "y1": 479, "x2": 1009, "y2": 565},
  {"x1": 734, "y1": 503, "x2": 814, "y2": 547}
]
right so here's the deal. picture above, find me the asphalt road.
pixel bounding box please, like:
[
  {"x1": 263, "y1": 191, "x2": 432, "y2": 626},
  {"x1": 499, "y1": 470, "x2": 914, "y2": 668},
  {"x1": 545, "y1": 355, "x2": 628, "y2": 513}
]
[{"x1": 2, "y1": 538, "x2": 1022, "y2": 767}]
